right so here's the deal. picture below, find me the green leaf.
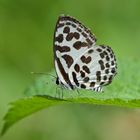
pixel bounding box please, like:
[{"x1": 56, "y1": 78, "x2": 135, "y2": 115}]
[
  {"x1": 1, "y1": 58, "x2": 140, "y2": 136},
  {"x1": 1, "y1": 95, "x2": 140, "y2": 136},
  {"x1": 25, "y1": 58, "x2": 140, "y2": 100},
  {"x1": 1, "y1": 96, "x2": 66, "y2": 136}
]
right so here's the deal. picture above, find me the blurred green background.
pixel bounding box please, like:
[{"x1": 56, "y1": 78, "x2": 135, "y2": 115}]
[{"x1": 0, "y1": 0, "x2": 140, "y2": 140}]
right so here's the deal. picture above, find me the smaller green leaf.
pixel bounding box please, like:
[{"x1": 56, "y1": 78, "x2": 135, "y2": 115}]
[{"x1": 1, "y1": 96, "x2": 66, "y2": 136}]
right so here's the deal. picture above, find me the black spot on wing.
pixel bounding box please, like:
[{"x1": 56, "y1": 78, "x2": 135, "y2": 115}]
[
  {"x1": 66, "y1": 22, "x2": 71, "y2": 25},
  {"x1": 96, "y1": 71, "x2": 101, "y2": 82},
  {"x1": 88, "y1": 49, "x2": 94, "y2": 54},
  {"x1": 82, "y1": 65, "x2": 90, "y2": 74},
  {"x1": 82, "y1": 32, "x2": 87, "y2": 38},
  {"x1": 98, "y1": 60, "x2": 105, "y2": 70},
  {"x1": 66, "y1": 33, "x2": 74, "y2": 41},
  {"x1": 73, "y1": 32, "x2": 80, "y2": 39},
  {"x1": 72, "y1": 72, "x2": 79, "y2": 86},
  {"x1": 105, "y1": 63, "x2": 110, "y2": 68},
  {"x1": 80, "y1": 71, "x2": 85, "y2": 78},
  {"x1": 63, "y1": 26, "x2": 70, "y2": 33},
  {"x1": 96, "y1": 48, "x2": 102, "y2": 52},
  {"x1": 86, "y1": 38, "x2": 92, "y2": 46},
  {"x1": 74, "y1": 64, "x2": 80, "y2": 73},
  {"x1": 111, "y1": 61, "x2": 115, "y2": 66},
  {"x1": 103, "y1": 76, "x2": 107, "y2": 80},
  {"x1": 55, "y1": 45, "x2": 70, "y2": 53},
  {"x1": 77, "y1": 28, "x2": 82, "y2": 32},
  {"x1": 62, "y1": 54, "x2": 74, "y2": 68},
  {"x1": 106, "y1": 55, "x2": 110, "y2": 61},
  {"x1": 71, "y1": 23, "x2": 76, "y2": 28},
  {"x1": 90, "y1": 82, "x2": 95, "y2": 87},
  {"x1": 83, "y1": 77, "x2": 89, "y2": 82},
  {"x1": 73, "y1": 41, "x2": 88, "y2": 50},
  {"x1": 103, "y1": 51, "x2": 108, "y2": 56},
  {"x1": 100, "y1": 53, "x2": 105, "y2": 58},
  {"x1": 81, "y1": 84, "x2": 86, "y2": 89},
  {"x1": 80, "y1": 56, "x2": 91, "y2": 64},
  {"x1": 55, "y1": 34, "x2": 63, "y2": 43},
  {"x1": 111, "y1": 68, "x2": 116, "y2": 74},
  {"x1": 105, "y1": 69, "x2": 109, "y2": 74}
]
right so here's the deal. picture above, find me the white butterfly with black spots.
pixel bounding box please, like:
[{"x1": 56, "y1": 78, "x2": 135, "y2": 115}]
[{"x1": 54, "y1": 15, "x2": 117, "y2": 92}]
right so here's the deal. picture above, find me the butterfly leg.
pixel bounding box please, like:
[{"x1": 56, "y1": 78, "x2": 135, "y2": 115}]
[
  {"x1": 55, "y1": 86, "x2": 63, "y2": 98},
  {"x1": 60, "y1": 86, "x2": 64, "y2": 99},
  {"x1": 55, "y1": 86, "x2": 59, "y2": 98},
  {"x1": 76, "y1": 89, "x2": 81, "y2": 96}
]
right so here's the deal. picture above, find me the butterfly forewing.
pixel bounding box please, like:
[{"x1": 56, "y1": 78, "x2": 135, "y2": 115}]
[{"x1": 54, "y1": 15, "x2": 96, "y2": 88}]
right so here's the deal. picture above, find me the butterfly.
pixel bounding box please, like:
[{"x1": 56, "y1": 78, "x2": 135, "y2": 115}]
[{"x1": 54, "y1": 15, "x2": 117, "y2": 92}]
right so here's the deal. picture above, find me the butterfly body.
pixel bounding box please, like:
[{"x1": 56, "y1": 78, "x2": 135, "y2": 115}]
[{"x1": 54, "y1": 15, "x2": 117, "y2": 92}]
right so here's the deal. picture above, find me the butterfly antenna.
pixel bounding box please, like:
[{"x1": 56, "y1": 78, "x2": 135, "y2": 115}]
[{"x1": 31, "y1": 72, "x2": 56, "y2": 78}]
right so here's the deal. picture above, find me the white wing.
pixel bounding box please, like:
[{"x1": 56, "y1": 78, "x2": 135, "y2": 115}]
[
  {"x1": 54, "y1": 15, "x2": 96, "y2": 88},
  {"x1": 68, "y1": 45, "x2": 117, "y2": 91}
]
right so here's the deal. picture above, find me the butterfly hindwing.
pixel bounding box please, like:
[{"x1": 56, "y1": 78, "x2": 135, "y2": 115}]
[{"x1": 68, "y1": 45, "x2": 117, "y2": 91}]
